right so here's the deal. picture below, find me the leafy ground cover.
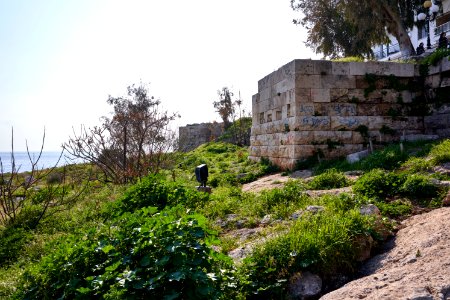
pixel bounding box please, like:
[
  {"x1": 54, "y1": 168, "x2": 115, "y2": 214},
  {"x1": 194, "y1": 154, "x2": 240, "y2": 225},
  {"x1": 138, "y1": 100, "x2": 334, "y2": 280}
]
[{"x1": 1, "y1": 139, "x2": 449, "y2": 299}]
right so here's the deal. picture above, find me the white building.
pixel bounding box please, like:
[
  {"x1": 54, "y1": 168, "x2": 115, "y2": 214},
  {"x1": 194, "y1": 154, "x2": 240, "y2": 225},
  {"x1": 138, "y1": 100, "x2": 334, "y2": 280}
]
[{"x1": 374, "y1": 0, "x2": 450, "y2": 60}]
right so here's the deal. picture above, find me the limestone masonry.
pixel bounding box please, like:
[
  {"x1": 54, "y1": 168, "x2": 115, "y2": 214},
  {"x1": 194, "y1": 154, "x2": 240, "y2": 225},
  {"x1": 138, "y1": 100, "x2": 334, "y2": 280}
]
[
  {"x1": 250, "y1": 59, "x2": 450, "y2": 169},
  {"x1": 179, "y1": 122, "x2": 223, "y2": 152}
]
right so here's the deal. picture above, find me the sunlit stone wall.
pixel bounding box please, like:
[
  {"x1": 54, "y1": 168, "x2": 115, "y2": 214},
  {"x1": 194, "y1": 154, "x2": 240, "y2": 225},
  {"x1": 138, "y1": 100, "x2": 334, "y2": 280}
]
[{"x1": 250, "y1": 59, "x2": 450, "y2": 169}]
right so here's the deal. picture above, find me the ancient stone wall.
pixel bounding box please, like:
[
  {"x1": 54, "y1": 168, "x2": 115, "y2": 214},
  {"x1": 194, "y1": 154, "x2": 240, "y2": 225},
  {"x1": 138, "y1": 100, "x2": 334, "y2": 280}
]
[
  {"x1": 178, "y1": 122, "x2": 224, "y2": 152},
  {"x1": 250, "y1": 59, "x2": 450, "y2": 169}
]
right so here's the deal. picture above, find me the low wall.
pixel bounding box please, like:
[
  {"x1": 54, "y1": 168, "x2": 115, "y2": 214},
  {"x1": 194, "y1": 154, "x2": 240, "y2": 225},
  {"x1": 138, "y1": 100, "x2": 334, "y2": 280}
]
[
  {"x1": 249, "y1": 59, "x2": 450, "y2": 169},
  {"x1": 178, "y1": 122, "x2": 223, "y2": 152}
]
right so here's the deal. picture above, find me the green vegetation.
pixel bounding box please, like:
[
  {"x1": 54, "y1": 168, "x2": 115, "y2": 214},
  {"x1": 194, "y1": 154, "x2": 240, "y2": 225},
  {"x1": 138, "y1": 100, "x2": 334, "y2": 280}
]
[
  {"x1": 1, "y1": 139, "x2": 450, "y2": 299},
  {"x1": 307, "y1": 169, "x2": 351, "y2": 190}
]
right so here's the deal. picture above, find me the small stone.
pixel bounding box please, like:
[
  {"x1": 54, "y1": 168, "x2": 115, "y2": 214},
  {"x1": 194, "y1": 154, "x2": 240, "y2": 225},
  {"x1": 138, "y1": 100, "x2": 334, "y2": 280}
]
[
  {"x1": 359, "y1": 204, "x2": 381, "y2": 216},
  {"x1": 260, "y1": 214, "x2": 272, "y2": 226},
  {"x1": 288, "y1": 271, "x2": 322, "y2": 299},
  {"x1": 291, "y1": 210, "x2": 304, "y2": 220},
  {"x1": 306, "y1": 205, "x2": 325, "y2": 214},
  {"x1": 290, "y1": 170, "x2": 313, "y2": 179}
]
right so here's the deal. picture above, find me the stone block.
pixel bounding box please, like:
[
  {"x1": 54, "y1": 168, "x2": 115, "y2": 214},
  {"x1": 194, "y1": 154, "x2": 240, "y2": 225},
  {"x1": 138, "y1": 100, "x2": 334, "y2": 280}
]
[
  {"x1": 331, "y1": 62, "x2": 350, "y2": 75},
  {"x1": 368, "y1": 116, "x2": 386, "y2": 130},
  {"x1": 400, "y1": 91, "x2": 412, "y2": 103},
  {"x1": 313, "y1": 60, "x2": 332, "y2": 75},
  {"x1": 330, "y1": 88, "x2": 350, "y2": 102},
  {"x1": 294, "y1": 59, "x2": 315, "y2": 74},
  {"x1": 355, "y1": 76, "x2": 370, "y2": 89},
  {"x1": 294, "y1": 116, "x2": 331, "y2": 131},
  {"x1": 435, "y1": 128, "x2": 450, "y2": 137},
  {"x1": 258, "y1": 75, "x2": 271, "y2": 91},
  {"x1": 260, "y1": 87, "x2": 271, "y2": 101},
  {"x1": 357, "y1": 104, "x2": 380, "y2": 116},
  {"x1": 284, "y1": 131, "x2": 314, "y2": 145},
  {"x1": 382, "y1": 90, "x2": 402, "y2": 103},
  {"x1": 347, "y1": 150, "x2": 369, "y2": 163},
  {"x1": 346, "y1": 89, "x2": 366, "y2": 103},
  {"x1": 330, "y1": 116, "x2": 368, "y2": 130},
  {"x1": 295, "y1": 103, "x2": 315, "y2": 116},
  {"x1": 295, "y1": 88, "x2": 312, "y2": 102},
  {"x1": 252, "y1": 93, "x2": 260, "y2": 104},
  {"x1": 273, "y1": 78, "x2": 296, "y2": 96},
  {"x1": 321, "y1": 75, "x2": 356, "y2": 89},
  {"x1": 313, "y1": 131, "x2": 353, "y2": 144},
  {"x1": 352, "y1": 131, "x2": 366, "y2": 144},
  {"x1": 249, "y1": 146, "x2": 261, "y2": 157},
  {"x1": 311, "y1": 88, "x2": 330, "y2": 102},
  {"x1": 260, "y1": 146, "x2": 269, "y2": 157},
  {"x1": 286, "y1": 89, "x2": 295, "y2": 103},
  {"x1": 327, "y1": 103, "x2": 357, "y2": 116},
  {"x1": 425, "y1": 115, "x2": 448, "y2": 129},
  {"x1": 295, "y1": 74, "x2": 322, "y2": 89}
]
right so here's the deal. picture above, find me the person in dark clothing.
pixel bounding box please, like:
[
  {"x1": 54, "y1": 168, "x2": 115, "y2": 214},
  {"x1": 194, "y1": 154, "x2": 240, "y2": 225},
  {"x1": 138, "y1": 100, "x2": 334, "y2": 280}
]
[
  {"x1": 416, "y1": 42, "x2": 425, "y2": 55},
  {"x1": 438, "y1": 32, "x2": 448, "y2": 49}
]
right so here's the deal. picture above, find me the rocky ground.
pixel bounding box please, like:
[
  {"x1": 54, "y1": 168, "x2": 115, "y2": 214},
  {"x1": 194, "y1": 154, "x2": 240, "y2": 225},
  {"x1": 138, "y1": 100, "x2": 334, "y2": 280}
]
[
  {"x1": 240, "y1": 171, "x2": 450, "y2": 300},
  {"x1": 320, "y1": 207, "x2": 450, "y2": 300}
]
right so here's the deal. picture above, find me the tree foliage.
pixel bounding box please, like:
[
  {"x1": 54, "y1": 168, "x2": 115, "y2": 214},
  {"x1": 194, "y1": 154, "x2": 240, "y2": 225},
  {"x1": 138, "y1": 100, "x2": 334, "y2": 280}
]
[
  {"x1": 65, "y1": 83, "x2": 180, "y2": 184},
  {"x1": 213, "y1": 87, "x2": 235, "y2": 129},
  {"x1": 213, "y1": 87, "x2": 251, "y2": 146},
  {"x1": 291, "y1": 0, "x2": 422, "y2": 58}
]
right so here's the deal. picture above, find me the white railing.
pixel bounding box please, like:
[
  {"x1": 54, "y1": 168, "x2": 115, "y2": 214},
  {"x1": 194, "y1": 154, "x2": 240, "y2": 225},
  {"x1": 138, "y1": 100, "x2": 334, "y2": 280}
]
[{"x1": 435, "y1": 21, "x2": 450, "y2": 35}]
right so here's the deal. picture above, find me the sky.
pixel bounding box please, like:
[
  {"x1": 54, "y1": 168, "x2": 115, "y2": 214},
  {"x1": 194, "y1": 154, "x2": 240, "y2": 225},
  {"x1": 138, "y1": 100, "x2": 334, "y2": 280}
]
[{"x1": 0, "y1": 0, "x2": 319, "y2": 151}]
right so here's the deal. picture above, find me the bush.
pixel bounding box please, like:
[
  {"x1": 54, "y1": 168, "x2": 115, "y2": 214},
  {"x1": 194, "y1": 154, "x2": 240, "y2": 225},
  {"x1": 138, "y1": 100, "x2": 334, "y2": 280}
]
[
  {"x1": 353, "y1": 169, "x2": 405, "y2": 200},
  {"x1": 400, "y1": 174, "x2": 439, "y2": 199},
  {"x1": 375, "y1": 199, "x2": 413, "y2": 218},
  {"x1": 430, "y1": 139, "x2": 450, "y2": 165},
  {"x1": 401, "y1": 157, "x2": 432, "y2": 173},
  {"x1": 0, "y1": 227, "x2": 32, "y2": 267},
  {"x1": 238, "y1": 210, "x2": 374, "y2": 297},
  {"x1": 307, "y1": 169, "x2": 351, "y2": 190},
  {"x1": 16, "y1": 207, "x2": 236, "y2": 299},
  {"x1": 111, "y1": 175, "x2": 209, "y2": 215},
  {"x1": 358, "y1": 145, "x2": 408, "y2": 171}
]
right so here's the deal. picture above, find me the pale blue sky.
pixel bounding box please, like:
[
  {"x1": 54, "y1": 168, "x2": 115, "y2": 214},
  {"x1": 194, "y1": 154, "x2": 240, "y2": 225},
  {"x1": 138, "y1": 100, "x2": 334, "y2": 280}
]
[{"x1": 0, "y1": 0, "x2": 318, "y2": 151}]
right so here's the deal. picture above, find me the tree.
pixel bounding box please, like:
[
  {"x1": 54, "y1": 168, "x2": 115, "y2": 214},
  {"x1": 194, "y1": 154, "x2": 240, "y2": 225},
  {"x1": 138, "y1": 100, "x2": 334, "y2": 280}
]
[
  {"x1": 0, "y1": 129, "x2": 86, "y2": 229},
  {"x1": 65, "y1": 83, "x2": 180, "y2": 184},
  {"x1": 291, "y1": 0, "x2": 421, "y2": 58},
  {"x1": 213, "y1": 87, "x2": 235, "y2": 129},
  {"x1": 213, "y1": 87, "x2": 252, "y2": 146}
]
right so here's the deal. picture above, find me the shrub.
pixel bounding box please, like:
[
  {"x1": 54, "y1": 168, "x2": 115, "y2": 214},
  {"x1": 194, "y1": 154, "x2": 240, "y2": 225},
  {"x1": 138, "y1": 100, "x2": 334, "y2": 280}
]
[
  {"x1": 16, "y1": 207, "x2": 236, "y2": 299},
  {"x1": 0, "y1": 227, "x2": 32, "y2": 267},
  {"x1": 430, "y1": 139, "x2": 450, "y2": 165},
  {"x1": 353, "y1": 169, "x2": 405, "y2": 200},
  {"x1": 400, "y1": 174, "x2": 439, "y2": 199},
  {"x1": 375, "y1": 199, "x2": 413, "y2": 218},
  {"x1": 111, "y1": 175, "x2": 209, "y2": 215},
  {"x1": 401, "y1": 157, "x2": 432, "y2": 173},
  {"x1": 238, "y1": 210, "x2": 374, "y2": 297},
  {"x1": 259, "y1": 157, "x2": 280, "y2": 175},
  {"x1": 307, "y1": 169, "x2": 351, "y2": 190},
  {"x1": 358, "y1": 145, "x2": 408, "y2": 171}
]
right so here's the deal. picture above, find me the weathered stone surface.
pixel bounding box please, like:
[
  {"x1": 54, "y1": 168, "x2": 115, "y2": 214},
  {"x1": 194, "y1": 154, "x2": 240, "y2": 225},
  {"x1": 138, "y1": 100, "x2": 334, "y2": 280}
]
[
  {"x1": 288, "y1": 271, "x2": 323, "y2": 299},
  {"x1": 347, "y1": 150, "x2": 370, "y2": 163},
  {"x1": 320, "y1": 208, "x2": 450, "y2": 300},
  {"x1": 330, "y1": 116, "x2": 368, "y2": 130},
  {"x1": 179, "y1": 122, "x2": 223, "y2": 152},
  {"x1": 249, "y1": 59, "x2": 448, "y2": 169},
  {"x1": 311, "y1": 88, "x2": 330, "y2": 102}
]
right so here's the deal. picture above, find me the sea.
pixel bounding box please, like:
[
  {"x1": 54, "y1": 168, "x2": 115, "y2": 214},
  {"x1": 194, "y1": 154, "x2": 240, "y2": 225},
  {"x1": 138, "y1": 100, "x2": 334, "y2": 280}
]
[{"x1": 0, "y1": 151, "x2": 82, "y2": 173}]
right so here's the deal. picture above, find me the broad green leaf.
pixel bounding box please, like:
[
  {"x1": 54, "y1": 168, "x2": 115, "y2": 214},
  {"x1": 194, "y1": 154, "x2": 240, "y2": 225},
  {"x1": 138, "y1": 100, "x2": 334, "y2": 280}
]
[{"x1": 140, "y1": 255, "x2": 151, "y2": 267}]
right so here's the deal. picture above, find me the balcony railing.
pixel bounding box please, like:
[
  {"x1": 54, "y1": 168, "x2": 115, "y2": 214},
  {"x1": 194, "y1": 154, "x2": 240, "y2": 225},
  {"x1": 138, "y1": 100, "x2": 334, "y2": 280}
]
[
  {"x1": 435, "y1": 21, "x2": 450, "y2": 35},
  {"x1": 373, "y1": 43, "x2": 401, "y2": 60}
]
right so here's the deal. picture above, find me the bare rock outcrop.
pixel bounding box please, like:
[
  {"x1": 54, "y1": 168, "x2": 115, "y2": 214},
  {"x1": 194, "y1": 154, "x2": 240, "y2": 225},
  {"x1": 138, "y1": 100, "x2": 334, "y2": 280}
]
[{"x1": 320, "y1": 207, "x2": 450, "y2": 300}]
